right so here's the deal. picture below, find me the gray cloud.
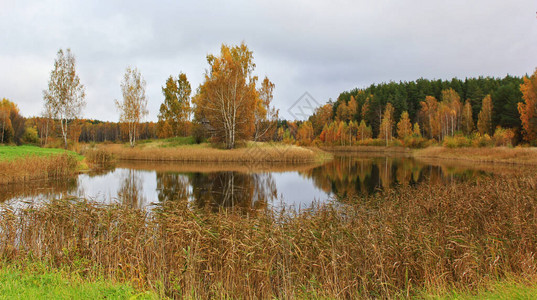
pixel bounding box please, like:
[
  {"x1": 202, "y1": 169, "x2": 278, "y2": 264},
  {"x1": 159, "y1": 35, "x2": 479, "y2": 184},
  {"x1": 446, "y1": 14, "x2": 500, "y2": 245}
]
[{"x1": 1, "y1": 0, "x2": 536, "y2": 121}]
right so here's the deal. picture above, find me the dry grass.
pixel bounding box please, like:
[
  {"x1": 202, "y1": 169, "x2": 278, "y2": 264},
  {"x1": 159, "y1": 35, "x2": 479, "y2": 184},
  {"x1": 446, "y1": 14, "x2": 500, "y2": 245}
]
[
  {"x1": 99, "y1": 143, "x2": 328, "y2": 163},
  {"x1": 414, "y1": 146, "x2": 537, "y2": 165},
  {"x1": 1, "y1": 174, "x2": 537, "y2": 298},
  {"x1": 0, "y1": 154, "x2": 78, "y2": 185},
  {"x1": 321, "y1": 145, "x2": 412, "y2": 155},
  {"x1": 83, "y1": 148, "x2": 116, "y2": 169}
]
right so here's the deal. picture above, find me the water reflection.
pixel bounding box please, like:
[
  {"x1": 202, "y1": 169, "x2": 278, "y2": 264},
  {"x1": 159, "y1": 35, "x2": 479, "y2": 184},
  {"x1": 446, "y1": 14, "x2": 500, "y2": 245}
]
[
  {"x1": 300, "y1": 156, "x2": 490, "y2": 201},
  {"x1": 118, "y1": 170, "x2": 146, "y2": 208},
  {"x1": 1, "y1": 155, "x2": 521, "y2": 209}
]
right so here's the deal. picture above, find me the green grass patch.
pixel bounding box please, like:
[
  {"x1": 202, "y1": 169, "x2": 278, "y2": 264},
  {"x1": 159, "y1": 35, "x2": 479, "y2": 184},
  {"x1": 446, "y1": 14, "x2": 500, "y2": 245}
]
[
  {"x1": 421, "y1": 279, "x2": 537, "y2": 299},
  {"x1": 159, "y1": 136, "x2": 196, "y2": 147},
  {"x1": 0, "y1": 262, "x2": 159, "y2": 300},
  {"x1": 0, "y1": 145, "x2": 82, "y2": 162}
]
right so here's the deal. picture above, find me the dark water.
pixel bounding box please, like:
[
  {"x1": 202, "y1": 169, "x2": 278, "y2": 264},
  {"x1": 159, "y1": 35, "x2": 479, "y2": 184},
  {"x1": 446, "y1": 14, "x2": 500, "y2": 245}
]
[{"x1": 0, "y1": 155, "x2": 499, "y2": 210}]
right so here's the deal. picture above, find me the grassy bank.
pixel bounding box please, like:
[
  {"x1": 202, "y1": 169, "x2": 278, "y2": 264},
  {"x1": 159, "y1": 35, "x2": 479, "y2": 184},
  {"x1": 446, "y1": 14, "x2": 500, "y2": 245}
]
[
  {"x1": 414, "y1": 146, "x2": 537, "y2": 165},
  {"x1": 0, "y1": 261, "x2": 158, "y2": 299},
  {"x1": 2, "y1": 173, "x2": 537, "y2": 298},
  {"x1": 0, "y1": 146, "x2": 82, "y2": 185},
  {"x1": 0, "y1": 145, "x2": 81, "y2": 161},
  {"x1": 99, "y1": 142, "x2": 331, "y2": 163}
]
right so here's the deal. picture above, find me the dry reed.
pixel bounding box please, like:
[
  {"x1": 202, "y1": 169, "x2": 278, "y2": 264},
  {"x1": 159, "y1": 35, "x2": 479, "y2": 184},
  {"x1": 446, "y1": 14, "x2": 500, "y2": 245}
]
[
  {"x1": 0, "y1": 154, "x2": 78, "y2": 185},
  {"x1": 1, "y1": 173, "x2": 537, "y2": 298},
  {"x1": 414, "y1": 146, "x2": 537, "y2": 165},
  {"x1": 99, "y1": 143, "x2": 325, "y2": 163},
  {"x1": 84, "y1": 148, "x2": 116, "y2": 169}
]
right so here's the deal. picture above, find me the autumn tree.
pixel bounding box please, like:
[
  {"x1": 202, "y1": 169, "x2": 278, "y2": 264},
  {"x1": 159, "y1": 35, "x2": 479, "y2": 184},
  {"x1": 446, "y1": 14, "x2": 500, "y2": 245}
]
[
  {"x1": 296, "y1": 121, "x2": 314, "y2": 145},
  {"x1": 158, "y1": 73, "x2": 191, "y2": 137},
  {"x1": 310, "y1": 103, "x2": 333, "y2": 136},
  {"x1": 440, "y1": 88, "x2": 462, "y2": 136},
  {"x1": 357, "y1": 120, "x2": 372, "y2": 141},
  {"x1": 477, "y1": 95, "x2": 493, "y2": 136},
  {"x1": 254, "y1": 77, "x2": 278, "y2": 141},
  {"x1": 413, "y1": 123, "x2": 421, "y2": 137},
  {"x1": 378, "y1": 103, "x2": 394, "y2": 145},
  {"x1": 518, "y1": 69, "x2": 537, "y2": 142},
  {"x1": 0, "y1": 99, "x2": 14, "y2": 144},
  {"x1": 396, "y1": 111, "x2": 412, "y2": 139},
  {"x1": 115, "y1": 67, "x2": 148, "y2": 147},
  {"x1": 419, "y1": 96, "x2": 439, "y2": 140},
  {"x1": 43, "y1": 48, "x2": 86, "y2": 148},
  {"x1": 193, "y1": 43, "x2": 259, "y2": 149},
  {"x1": 462, "y1": 99, "x2": 474, "y2": 135}
]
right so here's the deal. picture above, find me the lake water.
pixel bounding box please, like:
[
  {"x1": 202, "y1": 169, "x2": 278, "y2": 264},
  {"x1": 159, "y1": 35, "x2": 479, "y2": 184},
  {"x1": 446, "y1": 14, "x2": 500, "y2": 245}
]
[{"x1": 1, "y1": 154, "x2": 512, "y2": 210}]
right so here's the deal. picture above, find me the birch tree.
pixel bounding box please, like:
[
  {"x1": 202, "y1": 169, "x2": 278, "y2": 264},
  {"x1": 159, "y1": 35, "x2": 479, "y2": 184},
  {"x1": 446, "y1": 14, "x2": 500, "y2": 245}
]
[
  {"x1": 193, "y1": 43, "x2": 259, "y2": 149},
  {"x1": 43, "y1": 49, "x2": 86, "y2": 148},
  {"x1": 253, "y1": 76, "x2": 278, "y2": 141},
  {"x1": 115, "y1": 67, "x2": 148, "y2": 147}
]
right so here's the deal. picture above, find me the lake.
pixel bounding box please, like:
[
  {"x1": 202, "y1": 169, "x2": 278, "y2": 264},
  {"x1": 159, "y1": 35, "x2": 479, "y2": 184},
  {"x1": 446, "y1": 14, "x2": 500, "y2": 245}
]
[{"x1": 0, "y1": 154, "x2": 517, "y2": 210}]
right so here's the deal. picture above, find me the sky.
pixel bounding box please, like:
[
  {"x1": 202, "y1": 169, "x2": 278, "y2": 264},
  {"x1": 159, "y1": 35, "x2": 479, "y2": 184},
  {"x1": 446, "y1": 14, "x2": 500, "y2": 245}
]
[{"x1": 1, "y1": 0, "x2": 536, "y2": 121}]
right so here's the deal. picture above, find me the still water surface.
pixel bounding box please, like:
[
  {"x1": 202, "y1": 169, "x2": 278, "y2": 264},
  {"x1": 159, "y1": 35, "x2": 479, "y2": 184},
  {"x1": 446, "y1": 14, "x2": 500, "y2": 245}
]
[{"x1": 1, "y1": 155, "x2": 502, "y2": 210}]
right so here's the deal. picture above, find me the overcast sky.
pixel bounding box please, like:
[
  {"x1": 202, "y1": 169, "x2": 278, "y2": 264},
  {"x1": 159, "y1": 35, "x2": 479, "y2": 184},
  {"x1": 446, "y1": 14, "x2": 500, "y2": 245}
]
[{"x1": 1, "y1": 0, "x2": 536, "y2": 121}]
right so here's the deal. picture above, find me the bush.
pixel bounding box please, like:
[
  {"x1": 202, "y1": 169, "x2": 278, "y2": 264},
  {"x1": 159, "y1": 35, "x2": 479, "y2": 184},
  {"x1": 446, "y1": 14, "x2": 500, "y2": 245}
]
[
  {"x1": 471, "y1": 133, "x2": 494, "y2": 148},
  {"x1": 443, "y1": 135, "x2": 471, "y2": 148},
  {"x1": 493, "y1": 127, "x2": 515, "y2": 147},
  {"x1": 403, "y1": 136, "x2": 430, "y2": 148},
  {"x1": 356, "y1": 138, "x2": 386, "y2": 146},
  {"x1": 21, "y1": 127, "x2": 39, "y2": 145}
]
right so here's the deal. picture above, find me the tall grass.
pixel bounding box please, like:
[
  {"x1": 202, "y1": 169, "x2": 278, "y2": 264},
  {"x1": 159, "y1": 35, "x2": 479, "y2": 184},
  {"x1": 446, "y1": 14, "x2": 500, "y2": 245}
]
[
  {"x1": 99, "y1": 143, "x2": 324, "y2": 163},
  {"x1": 415, "y1": 146, "x2": 537, "y2": 165},
  {"x1": 0, "y1": 154, "x2": 78, "y2": 185},
  {"x1": 1, "y1": 174, "x2": 537, "y2": 298},
  {"x1": 84, "y1": 148, "x2": 116, "y2": 169}
]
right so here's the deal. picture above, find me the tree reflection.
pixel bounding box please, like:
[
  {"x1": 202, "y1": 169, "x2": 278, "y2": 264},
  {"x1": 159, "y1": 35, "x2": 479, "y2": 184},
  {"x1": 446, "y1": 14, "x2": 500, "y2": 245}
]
[
  {"x1": 300, "y1": 156, "x2": 489, "y2": 201},
  {"x1": 0, "y1": 177, "x2": 78, "y2": 203},
  {"x1": 156, "y1": 171, "x2": 277, "y2": 212},
  {"x1": 117, "y1": 170, "x2": 145, "y2": 208}
]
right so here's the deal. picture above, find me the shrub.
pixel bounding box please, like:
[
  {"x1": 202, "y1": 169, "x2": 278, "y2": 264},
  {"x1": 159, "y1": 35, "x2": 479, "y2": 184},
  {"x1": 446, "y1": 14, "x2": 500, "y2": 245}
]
[
  {"x1": 404, "y1": 136, "x2": 430, "y2": 148},
  {"x1": 471, "y1": 133, "x2": 494, "y2": 148},
  {"x1": 493, "y1": 127, "x2": 515, "y2": 147},
  {"x1": 21, "y1": 127, "x2": 39, "y2": 145},
  {"x1": 443, "y1": 135, "x2": 471, "y2": 148}
]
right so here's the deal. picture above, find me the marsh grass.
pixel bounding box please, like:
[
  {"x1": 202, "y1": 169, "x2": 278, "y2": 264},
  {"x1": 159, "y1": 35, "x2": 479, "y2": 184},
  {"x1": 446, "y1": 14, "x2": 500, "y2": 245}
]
[
  {"x1": 0, "y1": 154, "x2": 78, "y2": 185},
  {"x1": 84, "y1": 148, "x2": 116, "y2": 169},
  {"x1": 99, "y1": 142, "x2": 326, "y2": 163},
  {"x1": 414, "y1": 146, "x2": 537, "y2": 165},
  {"x1": 1, "y1": 173, "x2": 537, "y2": 298}
]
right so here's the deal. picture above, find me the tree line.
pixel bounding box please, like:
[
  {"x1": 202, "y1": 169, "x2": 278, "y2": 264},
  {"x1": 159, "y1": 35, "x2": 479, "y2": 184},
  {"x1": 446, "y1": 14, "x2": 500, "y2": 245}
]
[
  {"x1": 293, "y1": 70, "x2": 537, "y2": 147},
  {"x1": 1, "y1": 44, "x2": 537, "y2": 148}
]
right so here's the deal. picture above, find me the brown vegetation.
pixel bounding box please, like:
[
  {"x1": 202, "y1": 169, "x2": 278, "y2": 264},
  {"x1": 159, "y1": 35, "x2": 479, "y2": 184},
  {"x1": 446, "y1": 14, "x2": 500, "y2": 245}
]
[
  {"x1": 1, "y1": 174, "x2": 537, "y2": 298},
  {"x1": 415, "y1": 146, "x2": 537, "y2": 165},
  {"x1": 84, "y1": 148, "x2": 116, "y2": 169},
  {"x1": 0, "y1": 154, "x2": 78, "y2": 185},
  {"x1": 99, "y1": 143, "x2": 327, "y2": 163},
  {"x1": 320, "y1": 145, "x2": 411, "y2": 155}
]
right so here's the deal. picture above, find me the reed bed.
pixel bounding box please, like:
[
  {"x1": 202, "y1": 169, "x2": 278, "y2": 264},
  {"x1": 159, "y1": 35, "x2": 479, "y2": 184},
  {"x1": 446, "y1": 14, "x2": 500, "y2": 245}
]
[
  {"x1": 414, "y1": 146, "x2": 537, "y2": 165},
  {"x1": 1, "y1": 174, "x2": 537, "y2": 298},
  {"x1": 99, "y1": 143, "x2": 325, "y2": 163},
  {"x1": 84, "y1": 148, "x2": 116, "y2": 169},
  {"x1": 320, "y1": 145, "x2": 412, "y2": 155},
  {"x1": 0, "y1": 154, "x2": 78, "y2": 185}
]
